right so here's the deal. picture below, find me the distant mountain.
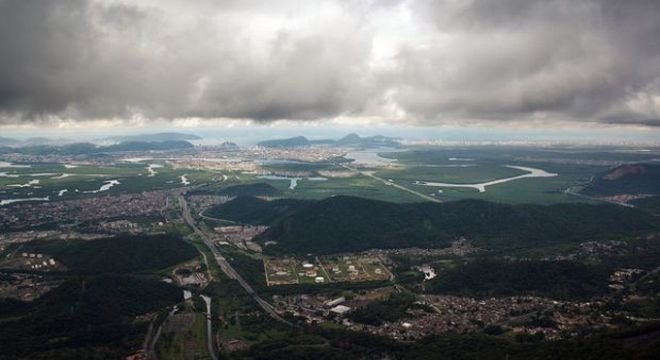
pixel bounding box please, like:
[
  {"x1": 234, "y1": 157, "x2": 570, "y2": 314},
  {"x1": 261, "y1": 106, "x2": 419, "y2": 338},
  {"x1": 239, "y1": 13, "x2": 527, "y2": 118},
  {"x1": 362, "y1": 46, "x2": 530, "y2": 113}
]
[
  {"x1": 103, "y1": 132, "x2": 202, "y2": 143},
  {"x1": 336, "y1": 133, "x2": 401, "y2": 147},
  {"x1": 257, "y1": 133, "x2": 400, "y2": 148},
  {"x1": 581, "y1": 163, "x2": 660, "y2": 196},
  {"x1": 0, "y1": 140, "x2": 194, "y2": 156},
  {"x1": 210, "y1": 196, "x2": 659, "y2": 255},
  {"x1": 257, "y1": 136, "x2": 313, "y2": 148},
  {"x1": 102, "y1": 140, "x2": 194, "y2": 152},
  {"x1": 0, "y1": 136, "x2": 20, "y2": 146},
  {"x1": 0, "y1": 137, "x2": 75, "y2": 147}
]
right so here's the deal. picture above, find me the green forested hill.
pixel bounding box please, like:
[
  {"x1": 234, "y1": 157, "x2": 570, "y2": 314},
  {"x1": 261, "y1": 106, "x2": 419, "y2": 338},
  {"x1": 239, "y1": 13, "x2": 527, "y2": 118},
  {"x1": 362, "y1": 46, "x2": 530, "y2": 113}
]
[
  {"x1": 213, "y1": 196, "x2": 659, "y2": 255},
  {"x1": 20, "y1": 234, "x2": 198, "y2": 274},
  {"x1": 0, "y1": 275, "x2": 181, "y2": 359},
  {"x1": 427, "y1": 259, "x2": 609, "y2": 300},
  {"x1": 581, "y1": 163, "x2": 660, "y2": 196},
  {"x1": 207, "y1": 196, "x2": 309, "y2": 224}
]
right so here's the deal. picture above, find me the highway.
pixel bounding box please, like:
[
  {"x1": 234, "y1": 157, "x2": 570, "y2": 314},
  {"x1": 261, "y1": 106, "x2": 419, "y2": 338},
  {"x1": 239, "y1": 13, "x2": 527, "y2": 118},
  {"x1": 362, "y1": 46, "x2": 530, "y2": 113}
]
[
  {"x1": 179, "y1": 195, "x2": 291, "y2": 326},
  {"x1": 200, "y1": 295, "x2": 218, "y2": 360},
  {"x1": 337, "y1": 163, "x2": 441, "y2": 203}
]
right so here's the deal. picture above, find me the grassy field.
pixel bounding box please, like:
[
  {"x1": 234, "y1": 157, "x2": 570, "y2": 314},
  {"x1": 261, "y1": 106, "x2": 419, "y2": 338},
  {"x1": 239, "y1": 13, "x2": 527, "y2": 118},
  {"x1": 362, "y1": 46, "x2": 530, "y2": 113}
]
[
  {"x1": 375, "y1": 164, "x2": 526, "y2": 184},
  {"x1": 157, "y1": 312, "x2": 211, "y2": 360},
  {"x1": 372, "y1": 149, "x2": 614, "y2": 204},
  {"x1": 5, "y1": 146, "x2": 650, "y2": 205},
  {"x1": 0, "y1": 161, "x2": 220, "y2": 201},
  {"x1": 405, "y1": 161, "x2": 605, "y2": 204}
]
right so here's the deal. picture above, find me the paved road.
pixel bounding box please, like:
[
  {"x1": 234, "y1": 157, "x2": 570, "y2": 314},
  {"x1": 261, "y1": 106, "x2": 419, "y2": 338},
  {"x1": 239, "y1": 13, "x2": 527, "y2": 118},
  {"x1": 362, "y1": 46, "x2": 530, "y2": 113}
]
[
  {"x1": 179, "y1": 195, "x2": 291, "y2": 326},
  {"x1": 337, "y1": 163, "x2": 441, "y2": 203},
  {"x1": 200, "y1": 295, "x2": 218, "y2": 360}
]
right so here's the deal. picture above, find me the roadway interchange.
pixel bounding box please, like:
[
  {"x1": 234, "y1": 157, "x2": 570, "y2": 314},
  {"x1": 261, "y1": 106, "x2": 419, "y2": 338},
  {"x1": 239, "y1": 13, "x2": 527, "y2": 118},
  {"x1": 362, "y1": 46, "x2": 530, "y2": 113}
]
[{"x1": 179, "y1": 195, "x2": 291, "y2": 326}]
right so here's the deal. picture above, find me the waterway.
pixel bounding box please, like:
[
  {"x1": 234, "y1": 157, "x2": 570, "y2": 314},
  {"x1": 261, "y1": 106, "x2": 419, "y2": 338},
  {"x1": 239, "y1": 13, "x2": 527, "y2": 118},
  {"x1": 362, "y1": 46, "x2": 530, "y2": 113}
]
[
  {"x1": 81, "y1": 179, "x2": 120, "y2": 193},
  {"x1": 414, "y1": 165, "x2": 558, "y2": 192},
  {"x1": 344, "y1": 148, "x2": 403, "y2": 166},
  {"x1": 0, "y1": 196, "x2": 50, "y2": 206}
]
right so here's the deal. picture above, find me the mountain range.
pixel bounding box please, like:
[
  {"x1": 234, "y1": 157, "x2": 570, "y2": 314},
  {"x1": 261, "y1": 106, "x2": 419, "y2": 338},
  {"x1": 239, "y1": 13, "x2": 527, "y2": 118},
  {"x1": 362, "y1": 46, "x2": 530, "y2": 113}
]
[{"x1": 257, "y1": 133, "x2": 401, "y2": 148}]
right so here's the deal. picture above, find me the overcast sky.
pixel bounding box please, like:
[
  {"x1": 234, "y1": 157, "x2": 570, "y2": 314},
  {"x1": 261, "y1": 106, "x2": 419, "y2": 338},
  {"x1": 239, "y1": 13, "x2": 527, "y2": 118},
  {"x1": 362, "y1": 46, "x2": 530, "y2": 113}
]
[{"x1": 1, "y1": 0, "x2": 659, "y2": 133}]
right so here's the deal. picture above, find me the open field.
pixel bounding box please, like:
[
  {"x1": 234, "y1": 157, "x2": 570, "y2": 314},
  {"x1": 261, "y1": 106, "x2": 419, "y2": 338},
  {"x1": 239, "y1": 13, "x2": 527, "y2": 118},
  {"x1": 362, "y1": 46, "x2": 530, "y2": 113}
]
[
  {"x1": 371, "y1": 148, "x2": 630, "y2": 204},
  {"x1": 264, "y1": 255, "x2": 392, "y2": 286},
  {"x1": 157, "y1": 312, "x2": 211, "y2": 360},
  {"x1": 0, "y1": 161, "x2": 219, "y2": 203}
]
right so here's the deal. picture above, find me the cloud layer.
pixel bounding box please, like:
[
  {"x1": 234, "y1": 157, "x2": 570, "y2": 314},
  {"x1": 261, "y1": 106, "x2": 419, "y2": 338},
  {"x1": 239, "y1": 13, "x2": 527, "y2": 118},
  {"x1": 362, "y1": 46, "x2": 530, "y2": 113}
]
[{"x1": 0, "y1": 0, "x2": 659, "y2": 127}]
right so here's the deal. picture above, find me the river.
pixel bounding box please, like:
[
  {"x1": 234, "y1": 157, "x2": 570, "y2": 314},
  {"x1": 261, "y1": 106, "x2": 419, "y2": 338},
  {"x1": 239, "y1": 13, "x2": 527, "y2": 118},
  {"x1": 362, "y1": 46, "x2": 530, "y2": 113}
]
[{"x1": 414, "y1": 165, "x2": 558, "y2": 192}]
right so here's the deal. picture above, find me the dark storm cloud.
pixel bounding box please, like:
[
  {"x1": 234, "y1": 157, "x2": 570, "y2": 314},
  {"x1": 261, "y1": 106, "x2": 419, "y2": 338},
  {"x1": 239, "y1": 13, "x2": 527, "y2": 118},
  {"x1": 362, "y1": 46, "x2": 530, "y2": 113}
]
[
  {"x1": 0, "y1": 0, "x2": 659, "y2": 127},
  {"x1": 397, "y1": 0, "x2": 660, "y2": 126},
  {"x1": 0, "y1": 0, "x2": 375, "y2": 124}
]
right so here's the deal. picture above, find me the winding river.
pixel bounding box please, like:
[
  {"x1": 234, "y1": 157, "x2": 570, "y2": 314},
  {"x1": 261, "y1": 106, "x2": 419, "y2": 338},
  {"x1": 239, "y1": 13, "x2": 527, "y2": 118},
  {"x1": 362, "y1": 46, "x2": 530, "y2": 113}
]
[{"x1": 414, "y1": 165, "x2": 558, "y2": 192}]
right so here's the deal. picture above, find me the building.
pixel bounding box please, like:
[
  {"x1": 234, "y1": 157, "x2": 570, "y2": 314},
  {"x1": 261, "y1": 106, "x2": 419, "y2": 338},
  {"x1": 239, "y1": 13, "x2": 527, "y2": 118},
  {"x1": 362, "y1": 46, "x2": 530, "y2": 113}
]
[{"x1": 330, "y1": 305, "x2": 351, "y2": 315}]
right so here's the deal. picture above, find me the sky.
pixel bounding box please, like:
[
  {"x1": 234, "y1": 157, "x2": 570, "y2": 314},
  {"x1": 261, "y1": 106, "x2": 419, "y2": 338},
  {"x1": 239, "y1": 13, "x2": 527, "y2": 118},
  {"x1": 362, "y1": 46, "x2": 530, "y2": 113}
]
[{"x1": 1, "y1": 0, "x2": 659, "y2": 142}]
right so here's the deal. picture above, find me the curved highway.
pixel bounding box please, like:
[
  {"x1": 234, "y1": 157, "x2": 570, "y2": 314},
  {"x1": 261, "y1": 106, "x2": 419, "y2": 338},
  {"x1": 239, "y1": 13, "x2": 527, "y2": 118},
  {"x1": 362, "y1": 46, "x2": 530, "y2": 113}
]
[{"x1": 179, "y1": 195, "x2": 291, "y2": 326}]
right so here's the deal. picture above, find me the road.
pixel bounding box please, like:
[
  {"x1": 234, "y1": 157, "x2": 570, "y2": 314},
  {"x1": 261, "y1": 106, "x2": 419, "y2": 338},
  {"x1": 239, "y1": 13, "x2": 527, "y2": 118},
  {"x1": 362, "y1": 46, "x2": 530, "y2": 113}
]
[
  {"x1": 201, "y1": 295, "x2": 218, "y2": 360},
  {"x1": 179, "y1": 195, "x2": 291, "y2": 326},
  {"x1": 337, "y1": 163, "x2": 441, "y2": 203}
]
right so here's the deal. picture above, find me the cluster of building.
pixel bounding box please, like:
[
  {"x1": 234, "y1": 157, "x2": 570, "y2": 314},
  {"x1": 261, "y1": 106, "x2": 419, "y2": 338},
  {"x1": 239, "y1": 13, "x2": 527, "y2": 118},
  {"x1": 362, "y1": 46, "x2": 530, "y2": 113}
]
[
  {"x1": 546, "y1": 240, "x2": 632, "y2": 262},
  {"x1": 96, "y1": 220, "x2": 142, "y2": 233},
  {"x1": 365, "y1": 238, "x2": 483, "y2": 258},
  {"x1": 187, "y1": 195, "x2": 232, "y2": 214},
  {"x1": 608, "y1": 268, "x2": 645, "y2": 291},
  {"x1": 353, "y1": 294, "x2": 613, "y2": 341},
  {"x1": 0, "y1": 190, "x2": 172, "y2": 229},
  {"x1": 169, "y1": 158, "x2": 258, "y2": 172},
  {"x1": 0, "y1": 250, "x2": 63, "y2": 272},
  {"x1": 214, "y1": 225, "x2": 268, "y2": 252},
  {"x1": 271, "y1": 293, "x2": 361, "y2": 324},
  {"x1": 0, "y1": 230, "x2": 106, "y2": 248}
]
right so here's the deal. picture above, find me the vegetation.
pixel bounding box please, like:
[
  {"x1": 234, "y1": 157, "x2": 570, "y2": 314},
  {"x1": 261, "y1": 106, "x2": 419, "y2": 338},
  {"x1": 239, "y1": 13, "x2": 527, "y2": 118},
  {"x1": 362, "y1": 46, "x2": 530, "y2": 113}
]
[
  {"x1": 207, "y1": 196, "x2": 309, "y2": 225},
  {"x1": 0, "y1": 140, "x2": 193, "y2": 156},
  {"x1": 217, "y1": 182, "x2": 282, "y2": 197},
  {"x1": 427, "y1": 259, "x2": 610, "y2": 300},
  {"x1": 582, "y1": 163, "x2": 660, "y2": 196},
  {"x1": 349, "y1": 292, "x2": 418, "y2": 326},
  {"x1": 210, "y1": 196, "x2": 660, "y2": 255},
  {"x1": 632, "y1": 195, "x2": 660, "y2": 215},
  {"x1": 21, "y1": 234, "x2": 198, "y2": 274},
  {"x1": 0, "y1": 275, "x2": 181, "y2": 359},
  {"x1": 256, "y1": 133, "x2": 399, "y2": 148}
]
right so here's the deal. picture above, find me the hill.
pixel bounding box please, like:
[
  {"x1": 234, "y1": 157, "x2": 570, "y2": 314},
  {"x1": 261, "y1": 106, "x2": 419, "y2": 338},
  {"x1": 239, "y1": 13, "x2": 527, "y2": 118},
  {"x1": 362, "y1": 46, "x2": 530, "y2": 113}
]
[
  {"x1": 632, "y1": 195, "x2": 660, "y2": 215},
  {"x1": 581, "y1": 163, "x2": 660, "y2": 196},
  {"x1": 335, "y1": 133, "x2": 401, "y2": 147},
  {"x1": 0, "y1": 136, "x2": 20, "y2": 146},
  {"x1": 257, "y1": 136, "x2": 315, "y2": 148},
  {"x1": 0, "y1": 140, "x2": 194, "y2": 156},
  {"x1": 0, "y1": 275, "x2": 181, "y2": 359},
  {"x1": 20, "y1": 234, "x2": 198, "y2": 274},
  {"x1": 257, "y1": 133, "x2": 401, "y2": 148},
  {"x1": 101, "y1": 140, "x2": 194, "y2": 152},
  {"x1": 212, "y1": 196, "x2": 660, "y2": 255},
  {"x1": 427, "y1": 259, "x2": 609, "y2": 300},
  {"x1": 207, "y1": 196, "x2": 309, "y2": 225}
]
